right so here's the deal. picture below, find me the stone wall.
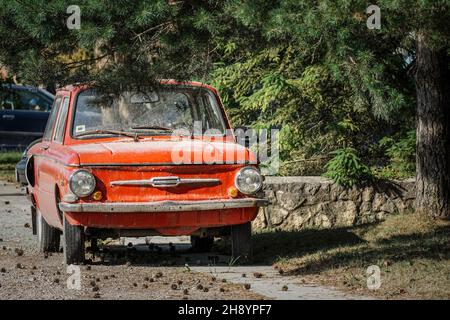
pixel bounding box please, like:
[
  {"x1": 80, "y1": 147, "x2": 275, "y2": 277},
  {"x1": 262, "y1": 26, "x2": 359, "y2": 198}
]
[{"x1": 253, "y1": 176, "x2": 415, "y2": 231}]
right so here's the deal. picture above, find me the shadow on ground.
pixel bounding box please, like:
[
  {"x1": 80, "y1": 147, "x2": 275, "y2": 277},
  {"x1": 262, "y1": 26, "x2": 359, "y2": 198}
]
[
  {"x1": 251, "y1": 226, "x2": 367, "y2": 264},
  {"x1": 251, "y1": 221, "x2": 450, "y2": 276},
  {"x1": 87, "y1": 214, "x2": 449, "y2": 278},
  {"x1": 86, "y1": 242, "x2": 232, "y2": 268}
]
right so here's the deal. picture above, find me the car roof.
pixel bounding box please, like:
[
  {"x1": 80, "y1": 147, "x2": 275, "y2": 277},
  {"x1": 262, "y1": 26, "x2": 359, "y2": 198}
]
[
  {"x1": 1, "y1": 83, "x2": 55, "y2": 99},
  {"x1": 57, "y1": 80, "x2": 217, "y2": 93}
]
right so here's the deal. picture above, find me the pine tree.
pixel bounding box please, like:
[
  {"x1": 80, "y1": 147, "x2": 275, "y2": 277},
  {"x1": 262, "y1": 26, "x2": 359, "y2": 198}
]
[
  {"x1": 0, "y1": 0, "x2": 222, "y2": 88},
  {"x1": 0, "y1": 0, "x2": 448, "y2": 217},
  {"x1": 215, "y1": 0, "x2": 450, "y2": 218}
]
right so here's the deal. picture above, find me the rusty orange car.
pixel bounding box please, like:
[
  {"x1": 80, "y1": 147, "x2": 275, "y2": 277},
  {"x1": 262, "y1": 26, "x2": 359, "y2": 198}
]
[{"x1": 25, "y1": 81, "x2": 267, "y2": 264}]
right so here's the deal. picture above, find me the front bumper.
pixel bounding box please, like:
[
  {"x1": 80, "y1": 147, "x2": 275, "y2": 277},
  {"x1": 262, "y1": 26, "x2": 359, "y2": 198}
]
[{"x1": 59, "y1": 198, "x2": 269, "y2": 213}]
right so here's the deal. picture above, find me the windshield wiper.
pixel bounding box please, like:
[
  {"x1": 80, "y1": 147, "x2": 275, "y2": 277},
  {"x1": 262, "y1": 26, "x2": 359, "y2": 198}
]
[
  {"x1": 131, "y1": 124, "x2": 172, "y2": 131},
  {"x1": 75, "y1": 129, "x2": 140, "y2": 141}
]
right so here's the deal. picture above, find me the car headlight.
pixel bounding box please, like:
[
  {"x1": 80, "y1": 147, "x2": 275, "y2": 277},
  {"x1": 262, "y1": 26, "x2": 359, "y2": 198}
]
[
  {"x1": 234, "y1": 166, "x2": 263, "y2": 195},
  {"x1": 69, "y1": 170, "x2": 96, "y2": 197}
]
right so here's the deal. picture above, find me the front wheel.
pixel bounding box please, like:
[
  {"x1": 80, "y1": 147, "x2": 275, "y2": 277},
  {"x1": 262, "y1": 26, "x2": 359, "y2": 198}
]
[
  {"x1": 63, "y1": 214, "x2": 85, "y2": 265},
  {"x1": 231, "y1": 222, "x2": 252, "y2": 263},
  {"x1": 37, "y1": 208, "x2": 61, "y2": 252}
]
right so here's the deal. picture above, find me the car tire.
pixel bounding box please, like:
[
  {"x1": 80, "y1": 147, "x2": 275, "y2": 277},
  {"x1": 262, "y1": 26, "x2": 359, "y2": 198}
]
[
  {"x1": 63, "y1": 214, "x2": 85, "y2": 265},
  {"x1": 190, "y1": 236, "x2": 214, "y2": 252},
  {"x1": 231, "y1": 222, "x2": 252, "y2": 263},
  {"x1": 37, "y1": 208, "x2": 61, "y2": 252}
]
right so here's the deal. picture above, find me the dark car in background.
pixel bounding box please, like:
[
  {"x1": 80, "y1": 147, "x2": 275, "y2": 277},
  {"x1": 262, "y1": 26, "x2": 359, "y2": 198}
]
[{"x1": 0, "y1": 84, "x2": 54, "y2": 151}]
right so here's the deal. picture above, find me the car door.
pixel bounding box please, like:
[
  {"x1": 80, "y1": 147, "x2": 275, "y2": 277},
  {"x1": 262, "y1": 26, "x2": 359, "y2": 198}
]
[
  {"x1": 43, "y1": 95, "x2": 71, "y2": 227},
  {"x1": 34, "y1": 96, "x2": 62, "y2": 227}
]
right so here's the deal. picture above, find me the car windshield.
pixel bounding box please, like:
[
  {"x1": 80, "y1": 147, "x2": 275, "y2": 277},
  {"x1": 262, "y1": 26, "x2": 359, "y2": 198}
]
[{"x1": 72, "y1": 86, "x2": 226, "y2": 137}]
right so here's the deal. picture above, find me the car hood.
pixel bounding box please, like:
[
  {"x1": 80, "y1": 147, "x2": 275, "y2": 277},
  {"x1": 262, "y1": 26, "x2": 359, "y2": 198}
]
[{"x1": 68, "y1": 138, "x2": 254, "y2": 166}]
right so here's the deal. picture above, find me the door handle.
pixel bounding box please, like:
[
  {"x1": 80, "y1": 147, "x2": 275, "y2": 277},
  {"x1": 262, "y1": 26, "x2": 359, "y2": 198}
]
[{"x1": 2, "y1": 114, "x2": 15, "y2": 120}]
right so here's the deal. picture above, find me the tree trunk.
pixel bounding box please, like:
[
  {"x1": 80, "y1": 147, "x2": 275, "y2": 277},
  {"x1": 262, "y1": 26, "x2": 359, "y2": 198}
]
[{"x1": 415, "y1": 32, "x2": 450, "y2": 218}]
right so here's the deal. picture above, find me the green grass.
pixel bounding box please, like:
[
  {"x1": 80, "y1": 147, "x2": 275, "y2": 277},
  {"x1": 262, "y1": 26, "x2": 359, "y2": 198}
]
[
  {"x1": 0, "y1": 151, "x2": 22, "y2": 164},
  {"x1": 0, "y1": 152, "x2": 21, "y2": 182},
  {"x1": 252, "y1": 212, "x2": 450, "y2": 299}
]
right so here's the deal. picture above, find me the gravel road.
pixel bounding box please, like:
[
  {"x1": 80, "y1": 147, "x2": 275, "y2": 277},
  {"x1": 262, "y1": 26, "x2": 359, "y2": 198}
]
[
  {"x1": 0, "y1": 180, "x2": 366, "y2": 300},
  {"x1": 0, "y1": 181, "x2": 264, "y2": 300}
]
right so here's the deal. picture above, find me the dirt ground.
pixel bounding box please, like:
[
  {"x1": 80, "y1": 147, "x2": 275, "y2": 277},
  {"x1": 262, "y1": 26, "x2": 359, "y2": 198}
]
[
  {"x1": 0, "y1": 249, "x2": 266, "y2": 300},
  {"x1": 0, "y1": 181, "x2": 265, "y2": 300},
  {"x1": 0, "y1": 180, "x2": 367, "y2": 300}
]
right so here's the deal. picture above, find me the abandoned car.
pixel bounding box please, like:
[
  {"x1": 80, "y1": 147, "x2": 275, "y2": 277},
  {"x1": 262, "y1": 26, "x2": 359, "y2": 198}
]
[{"x1": 25, "y1": 81, "x2": 268, "y2": 264}]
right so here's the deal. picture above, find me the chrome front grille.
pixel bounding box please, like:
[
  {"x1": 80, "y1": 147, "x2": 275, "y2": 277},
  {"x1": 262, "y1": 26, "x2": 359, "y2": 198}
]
[{"x1": 110, "y1": 176, "x2": 221, "y2": 188}]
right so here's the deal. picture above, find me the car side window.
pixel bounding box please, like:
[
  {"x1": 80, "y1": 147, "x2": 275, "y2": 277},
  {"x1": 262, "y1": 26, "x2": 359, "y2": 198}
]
[
  {"x1": 54, "y1": 97, "x2": 70, "y2": 143},
  {"x1": 0, "y1": 89, "x2": 52, "y2": 111},
  {"x1": 43, "y1": 97, "x2": 62, "y2": 141},
  {"x1": 0, "y1": 89, "x2": 20, "y2": 110},
  {"x1": 16, "y1": 90, "x2": 53, "y2": 111}
]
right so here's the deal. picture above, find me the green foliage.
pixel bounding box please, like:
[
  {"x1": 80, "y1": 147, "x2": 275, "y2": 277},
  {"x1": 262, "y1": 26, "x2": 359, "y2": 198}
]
[
  {"x1": 0, "y1": 0, "x2": 224, "y2": 88},
  {"x1": 2, "y1": 0, "x2": 446, "y2": 182},
  {"x1": 324, "y1": 148, "x2": 372, "y2": 187},
  {"x1": 0, "y1": 152, "x2": 22, "y2": 164},
  {"x1": 207, "y1": 1, "x2": 420, "y2": 179},
  {"x1": 374, "y1": 130, "x2": 416, "y2": 179}
]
